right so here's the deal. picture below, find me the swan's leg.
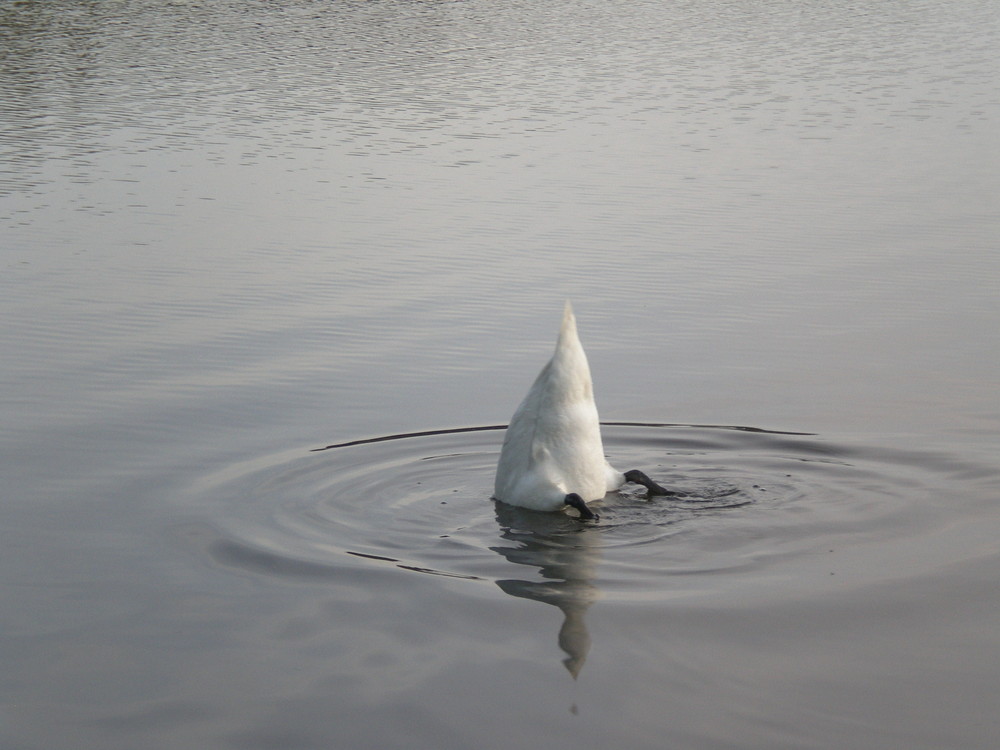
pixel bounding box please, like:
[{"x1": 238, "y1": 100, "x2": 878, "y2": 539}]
[
  {"x1": 624, "y1": 469, "x2": 686, "y2": 498},
  {"x1": 565, "y1": 493, "x2": 599, "y2": 521}
]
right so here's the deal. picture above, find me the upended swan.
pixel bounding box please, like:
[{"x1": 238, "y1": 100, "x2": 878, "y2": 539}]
[{"x1": 493, "y1": 301, "x2": 676, "y2": 521}]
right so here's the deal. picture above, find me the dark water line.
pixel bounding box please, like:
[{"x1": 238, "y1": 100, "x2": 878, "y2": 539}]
[
  {"x1": 310, "y1": 422, "x2": 815, "y2": 452},
  {"x1": 602, "y1": 422, "x2": 815, "y2": 436},
  {"x1": 311, "y1": 425, "x2": 508, "y2": 451},
  {"x1": 212, "y1": 540, "x2": 487, "y2": 582}
]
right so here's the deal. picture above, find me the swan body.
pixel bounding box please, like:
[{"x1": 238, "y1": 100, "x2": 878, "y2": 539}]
[{"x1": 494, "y1": 302, "x2": 643, "y2": 519}]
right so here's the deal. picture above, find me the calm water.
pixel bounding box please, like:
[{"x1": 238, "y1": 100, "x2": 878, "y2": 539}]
[{"x1": 2, "y1": 0, "x2": 1000, "y2": 748}]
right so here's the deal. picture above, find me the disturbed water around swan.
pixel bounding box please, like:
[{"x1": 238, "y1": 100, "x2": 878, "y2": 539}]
[
  {"x1": 2, "y1": 0, "x2": 1000, "y2": 748},
  {"x1": 152, "y1": 424, "x2": 1000, "y2": 749}
]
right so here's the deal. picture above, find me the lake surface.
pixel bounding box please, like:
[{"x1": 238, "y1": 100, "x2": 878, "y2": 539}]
[{"x1": 2, "y1": 0, "x2": 999, "y2": 748}]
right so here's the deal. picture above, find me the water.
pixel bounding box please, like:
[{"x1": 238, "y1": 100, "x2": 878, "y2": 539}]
[{"x1": 2, "y1": 0, "x2": 999, "y2": 748}]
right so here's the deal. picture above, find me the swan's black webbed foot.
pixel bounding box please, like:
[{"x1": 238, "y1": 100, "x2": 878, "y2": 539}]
[
  {"x1": 624, "y1": 469, "x2": 686, "y2": 498},
  {"x1": 565, "y1": 493, "x2": 599, "y2": 521}
]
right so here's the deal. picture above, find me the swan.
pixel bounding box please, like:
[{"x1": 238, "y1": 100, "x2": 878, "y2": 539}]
[{"x1": 493, "y1": 301, "x2": 676, "y2": 521}]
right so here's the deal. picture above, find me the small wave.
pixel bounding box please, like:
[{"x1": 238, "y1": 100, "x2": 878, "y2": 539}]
[{"x1": 188, "y1": 423, "x2": 994, "y2": 604}]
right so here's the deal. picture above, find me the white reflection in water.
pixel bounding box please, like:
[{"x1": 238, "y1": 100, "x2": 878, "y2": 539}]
[{"x1": 492, "y1": 505, "x2": 604, "y2": 679}]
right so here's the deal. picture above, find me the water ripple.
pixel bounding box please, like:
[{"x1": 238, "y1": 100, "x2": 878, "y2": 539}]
[{"x1": 194, "y1": 423, "x2": 996, "y2": 604}]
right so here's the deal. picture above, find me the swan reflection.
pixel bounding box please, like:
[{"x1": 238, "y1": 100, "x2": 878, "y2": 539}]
[{"x1": 491, "y1": 502, "x2": 603, "y2": 678}]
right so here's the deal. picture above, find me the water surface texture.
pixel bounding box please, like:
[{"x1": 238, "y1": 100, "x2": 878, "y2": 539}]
[{"x1": 2, "y1": 1, "x2": 999, "y2": 748}]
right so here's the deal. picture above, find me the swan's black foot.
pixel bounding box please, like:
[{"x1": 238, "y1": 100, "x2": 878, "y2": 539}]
[
  {"x1": 624, "y1": 469, "x2": 686, "y2": 498},
  {"x1": 565, "y1": 493, "x2": 599, "y2": 521}
]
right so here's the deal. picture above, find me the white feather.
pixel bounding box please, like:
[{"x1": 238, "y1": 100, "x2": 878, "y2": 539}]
[{"x1": 494, "y1": 301, "x2": 625, "y2": 512}]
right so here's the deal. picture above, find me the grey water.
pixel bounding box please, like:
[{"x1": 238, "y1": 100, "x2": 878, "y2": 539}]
[{"x1": 2, "y1": 0, "x2": 1000, "y2": 748}]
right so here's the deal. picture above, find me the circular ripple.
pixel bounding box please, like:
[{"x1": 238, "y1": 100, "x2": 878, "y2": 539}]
[{"x1": 193, "y1": 423, "x2": 998, "y2": 601}]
